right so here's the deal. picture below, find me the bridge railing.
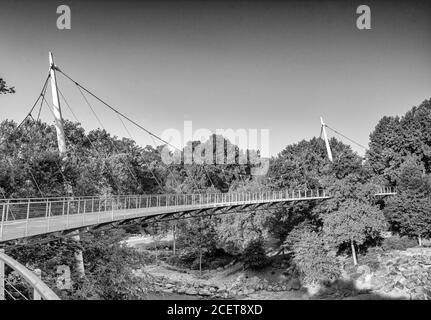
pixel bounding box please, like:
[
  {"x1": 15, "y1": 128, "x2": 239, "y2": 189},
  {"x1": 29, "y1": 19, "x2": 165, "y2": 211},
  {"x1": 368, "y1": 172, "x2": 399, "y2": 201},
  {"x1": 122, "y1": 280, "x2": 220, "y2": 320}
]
[
  {"x1": 0, "y1": 250, "x2": 60, "y2": 300},
  {"x1": 375, "y1": 186, "x2": 397, "y2": 195},
  {"x1": 0, "y1": 189, "x2": 330, "y2": 225}
]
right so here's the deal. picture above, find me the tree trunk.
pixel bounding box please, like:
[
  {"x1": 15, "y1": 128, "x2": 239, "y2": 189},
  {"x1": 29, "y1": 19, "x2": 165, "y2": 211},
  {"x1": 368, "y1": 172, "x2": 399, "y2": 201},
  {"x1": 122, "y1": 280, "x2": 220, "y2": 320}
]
[
  {"x1": 70, "y1": 231, "x2": 85, "y2": 279},
  {"x1": 351, "y1": 239, "x2": 358, "y2": 266},
  {"x1": 418, "y1": 235, "x2": 422, "y2": 247},
  {"x1": 199, "y1": 247, "x2": 202, "y2": 277}
]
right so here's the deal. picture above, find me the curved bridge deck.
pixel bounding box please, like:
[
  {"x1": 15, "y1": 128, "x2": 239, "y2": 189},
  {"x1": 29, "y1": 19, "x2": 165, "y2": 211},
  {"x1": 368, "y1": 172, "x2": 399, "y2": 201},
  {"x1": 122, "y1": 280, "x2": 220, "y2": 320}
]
[{"x1": 1, "y1": 189, "x2": 330, "y2": 242}]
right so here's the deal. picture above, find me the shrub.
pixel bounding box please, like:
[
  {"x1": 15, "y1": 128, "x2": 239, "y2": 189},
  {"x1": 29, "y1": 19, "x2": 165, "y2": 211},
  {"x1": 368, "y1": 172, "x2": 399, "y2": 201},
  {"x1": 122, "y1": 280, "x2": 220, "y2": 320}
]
[
  {"x1": 381, "y1": 235, "x2": 417, "y2": 251},
  {"x1": 291, "y1": 229, "x2": 340, "y2": 284},
  {"x1": 242, "y1": 238, "x2": 269, "y2": 270}
]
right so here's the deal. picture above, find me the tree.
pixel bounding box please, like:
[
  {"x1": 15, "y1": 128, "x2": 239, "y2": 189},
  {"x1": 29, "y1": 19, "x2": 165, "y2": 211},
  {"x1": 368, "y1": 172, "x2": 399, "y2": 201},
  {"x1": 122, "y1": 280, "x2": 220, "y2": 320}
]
[
  {"x1": 177, "y1": 217, "x2": 218, "y2": 275},
  {"x1": 6, "y1": 228, "x2": 152, "y2": 300},
  {"x1": 215, "y1": 179, "x2": 272, "y2": 255},
  {"x1": 289, "y1": 226, "x2": 340, "y2": 284},
  {"x1": 368, "y1": 99, "x2": 431, "y2": 180},
  {"x1": 242, "y1": 237, "x2": 268, "y2": 270},
  {"x1": 384, "y1": 158, "x2": 431, "y2": 245},
  {"x1": 322, "y1": 199, "x2": 386, "y2": 265},
  {"x1": 0, "y1": 78, "x2": 15, "y2": 94}
]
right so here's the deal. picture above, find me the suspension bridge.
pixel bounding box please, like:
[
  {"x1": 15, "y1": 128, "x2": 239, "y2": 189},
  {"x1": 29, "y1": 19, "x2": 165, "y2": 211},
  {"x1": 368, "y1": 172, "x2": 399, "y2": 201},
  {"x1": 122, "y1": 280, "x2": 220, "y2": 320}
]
[{"x1": 0, "y1": 53, "x2": 396, "y2": 300}]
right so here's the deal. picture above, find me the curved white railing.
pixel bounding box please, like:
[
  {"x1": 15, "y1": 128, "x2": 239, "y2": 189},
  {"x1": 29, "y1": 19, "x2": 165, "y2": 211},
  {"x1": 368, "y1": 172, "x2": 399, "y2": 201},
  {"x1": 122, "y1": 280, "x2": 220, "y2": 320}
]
[{"x1": 0, "y1": 250, "x2": 60, "y2": 300}]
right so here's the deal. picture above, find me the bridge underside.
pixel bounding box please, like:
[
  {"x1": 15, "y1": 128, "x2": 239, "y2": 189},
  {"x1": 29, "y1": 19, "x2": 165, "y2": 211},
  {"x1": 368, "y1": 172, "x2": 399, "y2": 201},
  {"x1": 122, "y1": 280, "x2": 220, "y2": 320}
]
[{"x1": 0, "y1": 198, "x2": 324, "y2": 248}]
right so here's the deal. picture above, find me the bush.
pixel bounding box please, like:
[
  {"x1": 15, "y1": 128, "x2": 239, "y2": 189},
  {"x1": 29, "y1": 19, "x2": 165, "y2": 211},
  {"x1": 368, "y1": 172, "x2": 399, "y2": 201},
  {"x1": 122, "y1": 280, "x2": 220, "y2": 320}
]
[
  {"x1": 242, "y1": 238, "x2": 269, "y2": 270},
  {"x1": 291, "y1": 229, "x2": 340, "y2": 284},
  {"x1": 381, "y1": 235, "x2": 417, "y2": 251}
]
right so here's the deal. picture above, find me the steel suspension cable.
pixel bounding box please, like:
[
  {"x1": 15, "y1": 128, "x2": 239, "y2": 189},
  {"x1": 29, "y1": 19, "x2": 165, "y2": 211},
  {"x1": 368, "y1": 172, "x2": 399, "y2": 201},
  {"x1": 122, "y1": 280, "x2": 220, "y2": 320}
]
[
  {"x1": 57, "y1": 87, "x2": 124, "y2": 192},
  {"x1": 57, "y1": 66, "x2": 208, "y2": 193},
  {"x1": 116, "y1": 114, "x2": 166, "y2": 192},
  {"x1": 56, "y1": 68, "x2": 181, "y2": 151},
  {"x1": 72, "y1": 83, "x2": 141, "y2": 187},
  {"x1": 324, "y1": 124, "x2": 368, "y2": 150},
  {"x1": 0, "y1": 73, "x2": 51, "y2": 147}
]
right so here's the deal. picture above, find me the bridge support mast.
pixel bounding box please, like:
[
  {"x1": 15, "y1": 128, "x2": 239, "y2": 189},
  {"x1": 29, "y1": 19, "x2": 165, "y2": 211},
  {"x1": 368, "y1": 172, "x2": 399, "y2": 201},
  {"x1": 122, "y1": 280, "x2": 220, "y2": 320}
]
[
  {"x1": 320, "y1": 117, "x2": 333, "y2": 162},
  {"x1": 49, "y1": 52, "x2": 85, "y2": 278}
]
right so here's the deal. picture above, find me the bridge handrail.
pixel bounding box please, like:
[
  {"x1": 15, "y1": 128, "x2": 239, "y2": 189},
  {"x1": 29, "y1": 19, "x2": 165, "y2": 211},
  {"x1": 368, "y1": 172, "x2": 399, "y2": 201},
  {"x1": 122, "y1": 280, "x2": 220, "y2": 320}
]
[
  {"x1": 0, "y1": 189, "x2": 330, "y2": 227},
  {"x1": 0, "y1": 189, "x2": 329, "y2": 204},
  {"x1": 0, "y1": 187, "x2": 396, "y2": 242},
  {"x1": 0, "y1": 251, "x2": 60, "y2": 300}
]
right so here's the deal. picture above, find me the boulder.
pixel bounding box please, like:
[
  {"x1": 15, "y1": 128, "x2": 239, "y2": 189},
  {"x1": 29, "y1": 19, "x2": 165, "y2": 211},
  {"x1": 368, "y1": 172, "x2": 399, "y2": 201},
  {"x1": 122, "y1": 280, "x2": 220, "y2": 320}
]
[
  {"x1": 305, "y1": 282, "x2": 322, "y2": 296},
  {"x1": 185, "y1": 288, "x2": 198, "y2": 295},
  {"x1": 355, "y1": 273, "x2": 373, "y2": 290},
  {"x1": 198, "y1": 289, "x2": 211, "y2": 296},
  {"x1": 286, "y1": 278, "x2": 301, "y2": 291}
]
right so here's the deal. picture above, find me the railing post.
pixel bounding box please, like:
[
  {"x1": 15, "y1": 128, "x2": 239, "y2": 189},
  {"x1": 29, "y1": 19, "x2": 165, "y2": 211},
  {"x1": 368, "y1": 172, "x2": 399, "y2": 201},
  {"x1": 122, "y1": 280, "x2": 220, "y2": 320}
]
[
  {"x1": 33, "y1": 269, "x2": 42, "y2": 300},
  {"x1": 81, "y1": 199, "x2": 85, "y2": 226},
  {"x1": 97, "y1": 200, "x2": 100, "y2": 224},
  {"x1": 0, "y1": 203, "x2": 5, "y2": 241},
  {"x1": 25, "y1": 200, "x2": 31, "y2": 236},
  {"x1": 66, "y1": 200, "x2": 70, "y2": 228},
  {"x1": 47, "y1": 202, "x2": 52, "y2": 232},
  {"x1": 5, "y1": 200, "x2": 9, "y2": 222},
  {"x1": 111, "y1": 198, "x2": 114, "y2": 221},
  {"x1": 0, "y1": 248, "x2": 4, "y2": 300}
]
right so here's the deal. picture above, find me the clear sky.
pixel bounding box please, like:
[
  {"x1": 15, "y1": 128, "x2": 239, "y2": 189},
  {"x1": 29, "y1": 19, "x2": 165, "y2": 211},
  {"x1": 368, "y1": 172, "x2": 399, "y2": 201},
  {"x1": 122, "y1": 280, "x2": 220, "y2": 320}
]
[{"x1": 1, "y1": 0, "x2": 430, "y2": 157}]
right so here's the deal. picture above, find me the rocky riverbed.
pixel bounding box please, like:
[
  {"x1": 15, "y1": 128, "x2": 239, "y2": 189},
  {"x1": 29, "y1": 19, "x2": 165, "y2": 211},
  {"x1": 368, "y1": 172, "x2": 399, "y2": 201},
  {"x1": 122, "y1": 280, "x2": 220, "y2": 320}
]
[
  {"x1": 350, "y1": 247, "x2": 431, "y2": 299},
  {"x1": 135, "y1": 262, "x2": 305, "y2": 299},
  {"x1": 136, "y1": 247, "x2": 431, "y2": 300}
]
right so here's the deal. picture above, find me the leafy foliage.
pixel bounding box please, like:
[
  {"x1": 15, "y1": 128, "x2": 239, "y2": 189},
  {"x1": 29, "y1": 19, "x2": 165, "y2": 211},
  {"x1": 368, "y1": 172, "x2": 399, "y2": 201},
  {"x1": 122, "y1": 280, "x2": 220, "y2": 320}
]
[
  {"x1": 242, "y1": 238, "x2": 269, "y2": 270},
  {"x1": 6, "y1": 229, "x2": 152, "y2": 300},
  {"x1": 322, "y1": 200, "x2": 386, "y2": 250},
  {"x1": 368, "y1": 99, "x2": 431, "y2": 179},
  {"x1": 0, "y1": 77, "x2": 15, "y2": 94},
  {"x1": 383, "y1": 158, "x2": 431, "y2": 241},
  {"x1": 290, "y1": 227, "x2": 340, "y2": 284},
  {"x1": 381, "y1": 235, "x2": 418, "y2": 251}
]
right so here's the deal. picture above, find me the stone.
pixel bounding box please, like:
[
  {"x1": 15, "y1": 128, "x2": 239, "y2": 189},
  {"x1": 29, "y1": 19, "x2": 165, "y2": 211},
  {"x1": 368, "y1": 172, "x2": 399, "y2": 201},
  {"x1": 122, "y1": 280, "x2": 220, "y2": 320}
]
[
  {"x1": 394, "y1": 282, "x2": 405, "y2": 290},
  {"x1": 185, "y1": 288, "x2": 198, "y2": 295},
  {"x1": 162, "y1": 288, "x2": 174, "y2": 293},
  {"x1": 286, "y1": 278, "x2": 301, "y2": 291},
  {"x1": 385, "y1": 288, "x2": 410, "y2": 300},
  {"x1": 198, "y1": 289, "x2": 211, "y2": 296},
  {"x1": 177, "y1": 287, "x2": 186, "y2": 294},
  {"x1": 355, "y1": 273, "x2": 373, "y2": 290},
  {"x1": 305, "y1": 283, "x2": 322, "y2": 296}
]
